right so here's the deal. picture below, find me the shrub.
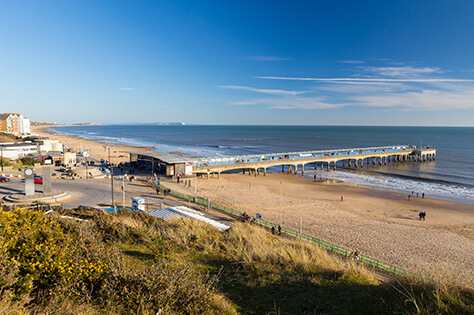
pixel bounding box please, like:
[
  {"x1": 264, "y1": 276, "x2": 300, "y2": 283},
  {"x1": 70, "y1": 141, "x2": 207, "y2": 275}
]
[
  {"x1": 0, "y1": 208, "x2": 109, "y2": 303},
  {"x1": 19, "y1": 157, "x2": 41, "y2": 166}
]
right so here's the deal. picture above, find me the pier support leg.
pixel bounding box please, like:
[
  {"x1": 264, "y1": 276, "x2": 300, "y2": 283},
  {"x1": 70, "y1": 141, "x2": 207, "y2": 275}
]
[
  {"x1": 349, "y1": 160, "x2": 352, "y2": 167},
  {"x1": 360, "y1": 159, "x2": 363, "y2": 168},
  {"x1": 327, "y1": 162, "x2": 330, "y2": 171},
  {"x1": 282, "y1": 165, "x2": 284, "y2": 173},
  {"x1": 302, "y1": 164, "x2": 305, "y2": 175}
]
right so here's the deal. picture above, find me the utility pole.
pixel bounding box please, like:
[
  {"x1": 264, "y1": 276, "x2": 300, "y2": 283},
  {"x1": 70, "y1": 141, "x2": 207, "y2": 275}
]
[{"x1": 109, "y1": 147, "x2": 114, "y2": 209}]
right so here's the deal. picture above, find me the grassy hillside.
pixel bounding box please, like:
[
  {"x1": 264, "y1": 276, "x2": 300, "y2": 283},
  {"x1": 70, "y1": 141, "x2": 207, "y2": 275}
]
[{"x1": 0, "y1": 206, "x2": 472, "y2": 314}]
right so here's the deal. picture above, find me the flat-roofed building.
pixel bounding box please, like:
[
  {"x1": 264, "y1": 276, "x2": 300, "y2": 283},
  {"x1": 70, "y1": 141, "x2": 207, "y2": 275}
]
[
  {"x1": 128, "y1": 151, "x2": 196, "y2": 176},
  {"x1": 0, "y1": 142, "x2": 38, "y2": 160}
]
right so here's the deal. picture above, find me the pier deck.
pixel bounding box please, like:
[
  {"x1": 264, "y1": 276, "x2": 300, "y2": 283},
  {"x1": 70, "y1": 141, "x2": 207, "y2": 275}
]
[{"x1": 193, "y1": 145, "x2": 436, "y2": 178}]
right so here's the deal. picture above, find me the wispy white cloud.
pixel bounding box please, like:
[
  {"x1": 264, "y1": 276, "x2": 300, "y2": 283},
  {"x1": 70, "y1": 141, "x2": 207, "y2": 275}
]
[
  {"x1": 338, "y1": 60, "x2": 366, "y2": 64},
  {"x1": 360, "y1": 65, "x2": 443, "y2": 77},
  {"x1": 255, "y1": 76, "x2": 474, "y2": 82},
  {"x1": 232, "y1": 87, "x2": 474, "y2": 111},
  {"x1": 232, "y1": 97, "x2": 348, "y2": 110},
  {"x1": 354, "y1": 89, "x2": 474, "y2": 111},
  {"x1": 225, "y1": 63, "x2": 474, "y2": 112},
  {"x1": 318, "y1": 82, "x2": 406, "y2": 94},
  {"x1": 118, "y1": 88, "x2": 135, "y2": 91},
  {"x1": 219, "y1": 85, "x2": 308, "y2": 96},
  {"x1": 245, "y1": 56, "x2": 291, "y2": 62}
]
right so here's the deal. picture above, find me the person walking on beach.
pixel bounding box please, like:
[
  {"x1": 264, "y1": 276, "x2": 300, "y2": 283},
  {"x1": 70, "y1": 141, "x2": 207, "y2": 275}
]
[
  {"x1": 408, "y1": 194, "x2": 411, "y2": 201},
  {"x1": 271, "y1": 226, "x2": 275, "y2": 235},
  {"x1": 422, "y1": 192, "x2": 425, "y2": 199},
  {"x1": 341, "y1": 195, "x2": 344, "y2": 201},
  {"x1": 278, "y1": 225, "x2": 281, "y2": 235}
]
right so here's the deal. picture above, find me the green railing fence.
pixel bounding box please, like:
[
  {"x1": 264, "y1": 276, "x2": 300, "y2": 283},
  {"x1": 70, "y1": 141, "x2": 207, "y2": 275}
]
[{"x1": 154, "y1": 180, "x2": 409, "y2": 277}]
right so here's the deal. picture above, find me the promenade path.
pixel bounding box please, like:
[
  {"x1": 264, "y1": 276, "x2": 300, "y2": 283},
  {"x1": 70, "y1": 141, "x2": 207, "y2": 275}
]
[{"x1": 193, "y1": 145, "x2": 436, "y2": 178}]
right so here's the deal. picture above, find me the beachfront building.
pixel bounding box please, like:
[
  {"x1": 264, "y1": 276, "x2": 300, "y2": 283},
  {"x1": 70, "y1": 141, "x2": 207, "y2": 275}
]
[
  {"x1": 0, "y1": 114, "x2": 8, "y2": 132},
  {"x1": 0, "y1": 142, "x2": 38, "y2": 160},
  {"x1": 18, "y1": 115, "x2": 31, "y2": 135},
  {"x1": 0, "y1": 113, "x2": 31, "y2": 136},
  {"x1": 62, "y1": 151, "x2": 77, "y2": 167},
  {"x1": 35, "y1": 139, "x2": 64, "y2": 152}
]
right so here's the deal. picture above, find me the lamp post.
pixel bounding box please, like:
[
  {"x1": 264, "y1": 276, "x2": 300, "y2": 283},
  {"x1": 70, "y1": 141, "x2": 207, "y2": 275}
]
[
  {"x1": 85, "y1": 149, "x2": 89, "y2": 179},
  {"x1": 122, "y1": 174, "x2": 125, "y2": 208},
  {"x1": 280, "y1": 181, "x2": 282, "y2": 226},
  {"x1": 109, "y1": 147, "x2": 114, "y2": 209},
  {"x1": 151, "y1": 141, "x2": 156, "y2": 179}
]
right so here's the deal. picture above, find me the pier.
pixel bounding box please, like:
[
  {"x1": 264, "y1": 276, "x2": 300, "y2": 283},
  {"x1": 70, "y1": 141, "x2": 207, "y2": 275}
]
[{"x1": 192, "y1": 145, "x2": 436, "y2": 178}]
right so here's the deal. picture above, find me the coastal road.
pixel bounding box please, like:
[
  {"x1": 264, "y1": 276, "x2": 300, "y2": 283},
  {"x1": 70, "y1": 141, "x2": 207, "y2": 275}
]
[{"x1": 0, "y1": 177, "x2": 177, "y2": 210}]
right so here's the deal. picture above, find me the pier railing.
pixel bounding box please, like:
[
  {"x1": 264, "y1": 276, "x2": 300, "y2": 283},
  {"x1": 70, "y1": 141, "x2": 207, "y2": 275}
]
[
  {"x1": 153, "y1": 179, "x2": 410, "y2": 277},
  {"x1": 194, "y1": 144, "x2": 412, "y2": 166}
]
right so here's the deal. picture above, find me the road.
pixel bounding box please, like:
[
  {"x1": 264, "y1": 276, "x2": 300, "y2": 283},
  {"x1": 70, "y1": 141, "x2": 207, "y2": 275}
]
[{"x1": 0, "y1": 176, "x2": 178, "y2": 210}]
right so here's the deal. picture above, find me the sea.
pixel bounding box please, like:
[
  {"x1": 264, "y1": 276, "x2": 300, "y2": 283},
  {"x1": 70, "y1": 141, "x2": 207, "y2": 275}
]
[{"x1": 48, "y1": 125, "x2": 474, "y2": 206}]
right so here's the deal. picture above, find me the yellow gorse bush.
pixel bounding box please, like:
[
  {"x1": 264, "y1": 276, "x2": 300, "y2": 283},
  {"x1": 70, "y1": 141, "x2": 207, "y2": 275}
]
[{"x1": 0, "y1": 207, "x2": 109, "y2": 299}]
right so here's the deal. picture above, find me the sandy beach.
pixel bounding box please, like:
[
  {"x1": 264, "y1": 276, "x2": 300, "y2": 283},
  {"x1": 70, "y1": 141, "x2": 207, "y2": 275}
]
[
  {"x1": 33, "y1": 126, "x2": 474, "y2": 285},
  {"x1": 165, "y1": 172, "x2": 474, "y2": 285},
  {"x1": 32, "y1": 125, "x2": 149, "y2": 164}
]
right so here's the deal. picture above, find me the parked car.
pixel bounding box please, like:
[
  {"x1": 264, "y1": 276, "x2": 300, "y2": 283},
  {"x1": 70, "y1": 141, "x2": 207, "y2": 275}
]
[
  {"x1": 0, "y1": 175, "x2": 10, "y2": 182},
  {"x1": 34, "y1": 176, "x2": 43, "y2": 184}
]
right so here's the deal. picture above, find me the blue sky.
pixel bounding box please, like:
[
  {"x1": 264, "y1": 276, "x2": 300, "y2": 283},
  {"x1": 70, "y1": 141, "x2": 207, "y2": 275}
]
[{"x1": 1, "y1": 0, "x2": 474, "y2": 126}]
